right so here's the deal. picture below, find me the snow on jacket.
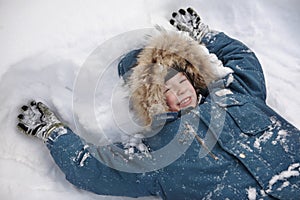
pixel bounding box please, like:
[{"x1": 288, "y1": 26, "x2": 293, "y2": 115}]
[{"x1": 47, "y1": 31, "x2": 300, "y2": 200}]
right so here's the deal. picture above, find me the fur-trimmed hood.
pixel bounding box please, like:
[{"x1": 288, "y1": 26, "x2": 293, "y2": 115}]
[{"x1": 126, "y1": 30, "x2": 231, "y2": 126}]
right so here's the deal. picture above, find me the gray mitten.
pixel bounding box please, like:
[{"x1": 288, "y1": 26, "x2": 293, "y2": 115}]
[
  {"x1": 170, "y1": 7, "x2": 210, "y2": 43},
  {"x1": 17, "y1": 100, "x2": 65, "y2": 142}
]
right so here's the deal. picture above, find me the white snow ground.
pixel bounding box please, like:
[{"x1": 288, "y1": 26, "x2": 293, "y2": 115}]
[{"x1": 0, "y1": 0, "x2": 299, "y2": 199}]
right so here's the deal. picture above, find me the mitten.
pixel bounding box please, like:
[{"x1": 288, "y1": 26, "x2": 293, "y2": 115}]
[
  {"x1": 17, "y1": 100, "x2": 65, "y2": 142},
  {"x1": 169, "y1": 7, "x2": 210, "y2": 43}
]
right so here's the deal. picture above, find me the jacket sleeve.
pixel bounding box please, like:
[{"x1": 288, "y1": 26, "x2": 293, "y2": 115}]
[
  {"x1": 202, "y1": 32, "x2": 267, "y2": 101},
  {"x1": 46, "y1": 127, "x2": 156, "y2": 197}
]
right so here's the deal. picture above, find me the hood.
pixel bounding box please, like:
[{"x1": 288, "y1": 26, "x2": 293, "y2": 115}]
[{"x1": 126, "y1": 30, "x2": 231, "y2": 126}]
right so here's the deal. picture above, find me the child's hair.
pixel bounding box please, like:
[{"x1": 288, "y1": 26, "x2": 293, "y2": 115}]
[{"x1": 169, "y1": 58, "x2": 208, "y2": 97}]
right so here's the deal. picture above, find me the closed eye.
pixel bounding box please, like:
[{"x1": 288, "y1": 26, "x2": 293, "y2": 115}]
[
  {"x1": 164, "y1": 88, "x2": 170, "y2": 93},
  {"x1": 179, "y1": 78, "x2": 187, "y2": 83}
]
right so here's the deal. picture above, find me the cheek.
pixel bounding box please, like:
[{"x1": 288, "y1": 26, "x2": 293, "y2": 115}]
[
  {"x1": 165, "y1": 92, "x2": 178, "y2": 110},
  {"x1": 186, "y1": 82, "x2": 198, "y2": 106},
  {"x1": 165, "y1": 93, "x2": 176, "y2": 105},
  {"x1": 186, "y1": 82, "x2": 195, "y2": 93}
]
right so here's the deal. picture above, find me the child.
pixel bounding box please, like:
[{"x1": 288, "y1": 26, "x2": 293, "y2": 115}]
[
  {"x1": 17, "y1": 8, "x2": 300, "y2": 199},
  {"x1": 164, "y1": 71, "x2": 198, "y2": 112}
]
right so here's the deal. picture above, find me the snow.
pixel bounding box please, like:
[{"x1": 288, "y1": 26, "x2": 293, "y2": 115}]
[
  {"x1": 246, "y1": 187, "x2": 257, "y2": 200},
  {"x1": 266, "y1": 163, "x2": 300, "y2": 193},
  {"x1": 0, "y1": 0, "x2": 299, "y2": 199},
  {"x1": 272, "y1": 129, "x2": 289, "y2": 152},
  {"x1": 215, "y1": 89, "x2": 233, "y2": 97},
  {"x1": 254, "y1": 130, "x2": 273, "y2": 151}
]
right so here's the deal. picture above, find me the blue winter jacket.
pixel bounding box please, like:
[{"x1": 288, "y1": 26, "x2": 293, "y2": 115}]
[{"x1": 47, "y1": 32, "x2": 300, "y2": 199}]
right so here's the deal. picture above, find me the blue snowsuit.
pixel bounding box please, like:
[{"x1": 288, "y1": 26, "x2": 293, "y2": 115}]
[{"x1": 47, "y1": 32, "x2": 300, "y2": 199}]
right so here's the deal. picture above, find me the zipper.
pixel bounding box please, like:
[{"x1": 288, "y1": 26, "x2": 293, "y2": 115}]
[{"x1": 185, "y1": 123, "x2": 219, "y2": 160}]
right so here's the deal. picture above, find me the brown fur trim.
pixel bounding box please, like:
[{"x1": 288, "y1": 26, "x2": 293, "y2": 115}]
[{"x1": 128, "y1": 30, "x2": 220, "y2": 126}]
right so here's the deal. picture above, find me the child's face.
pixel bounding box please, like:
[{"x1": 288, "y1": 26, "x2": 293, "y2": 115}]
[{"x1": 164, "y1": 72, "x2": 197, "y2": 112}]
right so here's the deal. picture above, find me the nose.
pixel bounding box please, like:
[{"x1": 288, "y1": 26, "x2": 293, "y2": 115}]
[{"x1": 176, "y1": 86, "x2": 185, "y2": 96}]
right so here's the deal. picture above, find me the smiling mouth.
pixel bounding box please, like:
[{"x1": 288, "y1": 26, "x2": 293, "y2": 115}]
[{"x1": 179, "y1": 97, "x2": 192, "y2": 108}]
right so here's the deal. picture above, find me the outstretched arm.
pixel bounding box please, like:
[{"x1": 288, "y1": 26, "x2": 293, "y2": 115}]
[
  {"x1": 170, "y1": 8, "x2": 267, "y2": 101},
  {"x1": 17, "y1": 101, "x2": 156, "y2": 197},
  {"x1": 202, "y1": 32, "x2": 267, "y2": 101},
  {"x1": 47, "y1": 127, "x2": 155, "y2": 197}
]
